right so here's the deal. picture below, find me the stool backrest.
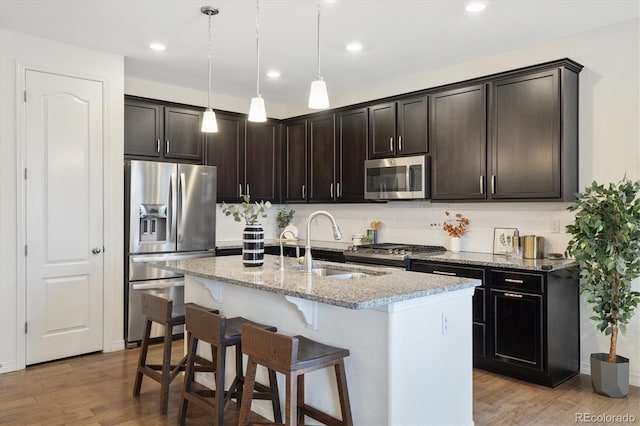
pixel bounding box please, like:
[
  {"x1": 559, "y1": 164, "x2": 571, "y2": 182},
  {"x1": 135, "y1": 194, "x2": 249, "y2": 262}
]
[
  {"x1": 241, "y1": 323, "x2": 298, "y2": 372},
  {"x1": 141, "y1": 293, "x2": 173, "y2": 324},
  {"x1": 185, "y1": 304, "x2": 225, "y2": 344}
]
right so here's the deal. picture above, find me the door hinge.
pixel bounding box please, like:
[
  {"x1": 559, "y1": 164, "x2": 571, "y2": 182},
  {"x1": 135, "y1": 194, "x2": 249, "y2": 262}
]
[
  {"x1": 24, "y1": 245, "x2": 28, "y2": 256},
  {"x1": 24, "y1": 168, "x2": 28, "y2": 180},
  {"x1": 23, "y1": 90, "x2": 27, "y2": 103},
  {"x1": 25, "y1": 322, "x2": 28, "y2": 334}
]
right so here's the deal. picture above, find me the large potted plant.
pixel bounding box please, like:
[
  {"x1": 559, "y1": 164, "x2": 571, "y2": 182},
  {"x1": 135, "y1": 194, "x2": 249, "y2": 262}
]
[
  {"x1": 222, "y1": 195, "x2": 271, "y2": 267},
  {"x1": 565, "y1": 178, "x2": 640, "y2": 397}
]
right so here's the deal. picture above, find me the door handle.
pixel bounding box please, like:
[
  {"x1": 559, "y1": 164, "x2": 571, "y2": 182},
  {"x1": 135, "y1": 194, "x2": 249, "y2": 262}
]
[
  {"x1": 179, "y1": 173, "x2": 186, "y2": 242},
  {"x1": 337, "y1": 182, "x2": 341, "y2": 198},
  {"x1": 504, "y1": 292, "x2": 523, "y2": 299},
  {"x1": 156, "y1": 139, "x2": 160, "y2": 153},
  {"x1": 302, "y1": 184, "x2": 306, "y2": 199},
  {"x1": 330, "y1": 183, "x2": 334, "y2": 198},
  {"x1": 389, "y1": 137, "x2": 393, "y2": 151},
  {"x1": 480, "y1": 175, "x2": 484, "y2": 194},
  {"x1": 432, "y1": 270, "x2": 456, "y2": 276},
  {"x1": 491, "y1": 175, "x2": 496, "y2": 194},
  {"x1": 398, "y1": 136, "x2": 403, "y2": 151},
  {"x1": 92, "y1": 247, "x2": 102, "y2": 254},
  {"x1": 504, "y1": 278, "x2": 524, "y2": 284},
  {"x1": 246, "y1": 184, "x2": 250, "y2": 197},
  {"x1": 239, "y1": 184, "x2": 243, "y2": 197},
  {"x1": 166, "y1": 140, "x2": 170, "y2": 154}
]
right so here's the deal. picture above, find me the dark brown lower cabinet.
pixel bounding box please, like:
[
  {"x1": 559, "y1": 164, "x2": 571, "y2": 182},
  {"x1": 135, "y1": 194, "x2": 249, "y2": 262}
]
[{"x1": 409, "y1": 260, "x2": 579, "y2": 387}]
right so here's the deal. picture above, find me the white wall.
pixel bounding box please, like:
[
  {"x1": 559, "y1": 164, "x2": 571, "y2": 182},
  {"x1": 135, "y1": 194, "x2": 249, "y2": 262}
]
[
  {"x1": 0, "y1": 30, "x2": 124, "y2": 372},
  {"x1": 216, "y1": 19, "x2": 640, "y2": 385}
]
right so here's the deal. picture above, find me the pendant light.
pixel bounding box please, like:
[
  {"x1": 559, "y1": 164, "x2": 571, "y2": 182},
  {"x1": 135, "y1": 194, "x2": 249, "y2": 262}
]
[
  {"x1": 201, "y1": 6, "x2": 219, "y2": 133},
  {"x1": 308, "y1": 0, "x2": 329, "y2": 109},
  {"x1": 248, "y1": 0, "x2": 267, "y2": 122}
]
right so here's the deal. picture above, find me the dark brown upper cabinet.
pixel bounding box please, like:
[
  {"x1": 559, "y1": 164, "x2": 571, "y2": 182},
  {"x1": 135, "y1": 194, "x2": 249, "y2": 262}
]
[
  {"x1": 488, "y1": 64, "x2": 579, "y2": 200},
  {"x1": 283, "y1": 120, "x2": 307, "y2": 203},
  {"x1": 336, "y1": 108, "x2": 368, "y2": 202},
  {"x1": 368, "y1": 95, "x2": 428, "y2": 159},
  {"x1": 430, "y1": 84, "x2": 487, "y2": 200},
  {"x1": 307, "y1": 114, "x2": 336, "y2": 203},
  {"x1": 124, "y1": 97, "x2": 203, "y2": 163},
  {"x1": 204, "y1": 112, "x2": 245, "y2": 202},
  {"x1": 244, "y1": 120, "x2": 280, "y2": 203}
]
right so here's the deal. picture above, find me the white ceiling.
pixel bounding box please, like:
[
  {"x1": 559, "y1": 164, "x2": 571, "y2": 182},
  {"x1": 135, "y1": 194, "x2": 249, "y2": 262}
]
[{"x1": 1, "y1": 0, "x2": 638, "y2": 107}]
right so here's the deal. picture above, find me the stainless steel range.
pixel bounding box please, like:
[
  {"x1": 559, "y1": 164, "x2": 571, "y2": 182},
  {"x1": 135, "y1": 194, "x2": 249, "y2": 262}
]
[{"x1": 343, "y1": 243, "x2": 446, "y2": 267}]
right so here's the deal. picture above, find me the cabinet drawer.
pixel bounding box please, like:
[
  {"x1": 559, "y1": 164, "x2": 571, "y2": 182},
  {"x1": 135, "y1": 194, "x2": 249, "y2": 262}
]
[
  {"x1": 410, "y1": 261, "x2": 485, "y2": 281},
  {"x1": 491, "y1": 270, "x2": 544, "y2": 293}
]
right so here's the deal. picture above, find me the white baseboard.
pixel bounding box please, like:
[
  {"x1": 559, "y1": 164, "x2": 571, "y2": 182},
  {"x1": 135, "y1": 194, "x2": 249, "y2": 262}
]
[
  {"x1": 108, "y1": 339, "x2": 126, "y2": 352},
  {"x1": 580, "y1": 362, "x2": 640, "y2": 387},
  {"x1": 0, "y1": 361, "x2": 18, "y2": 374}
]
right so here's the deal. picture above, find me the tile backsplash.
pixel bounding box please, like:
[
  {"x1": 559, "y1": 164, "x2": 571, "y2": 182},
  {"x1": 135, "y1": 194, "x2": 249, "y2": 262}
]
[{"x1": 216, "y1": 201, "x2": 575, "y2": 256}]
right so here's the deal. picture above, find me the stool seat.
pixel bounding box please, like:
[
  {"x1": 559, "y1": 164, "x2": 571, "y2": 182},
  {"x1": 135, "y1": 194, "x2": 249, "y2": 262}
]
[
  {"x1": 179, "y1": 306, "x2": 282, "y2": 426},
  {"x1": 238, "y1": 324, "x2": 353, "y2": 426}
]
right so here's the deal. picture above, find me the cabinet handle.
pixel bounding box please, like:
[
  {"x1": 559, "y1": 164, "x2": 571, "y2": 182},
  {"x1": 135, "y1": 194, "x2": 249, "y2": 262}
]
[
  {"x1": 302, "y1": 184, "x2": 306, "y2": 199},
  {"x1": 156, "y1": 139, "x2": 160, "y2": 153},
  {"x1": 166, "y1": 140, "x2": 170, "y2": 154},
  {"x1": 239, "y1": 184, "x2": 243, "y2": 197},
  {"x1": 246, "y1": 184, "x2": 250, "y2": 197},
  {"x1": 491, "y1": 175, "x2": 496, "y2": 194},
  {"x1": 480, "y1": 176, "x2": 484, "y2": 194},
  {"x1": 504, "y1": 278, "x2": 524, "y2": 284},
  {"x1": 504, "y1": 292, "x2": 523, "y2": 299},
  {"x1": 389, "y1": 137, "x2": 394, "y2": 151},
  {"x1": 398, "y1": 136, "x2": 403, "y2": 151},
  {"x1": 432, "y1": 270, "x2": 456, "y2": 276},
  {"x1": 337, "y1": 182, "x2": 341, "y2": 198},
  {"x1": 330, "y1": 183, "x2": 334, "y2": 198}
]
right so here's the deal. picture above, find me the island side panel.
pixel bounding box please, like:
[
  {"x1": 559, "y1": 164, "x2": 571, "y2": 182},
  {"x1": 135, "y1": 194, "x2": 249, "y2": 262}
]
[
  {"x1": 386, "y1": 289, "x2": 475, "y2": 425},
  {"x1": 185, "y1": 274, "x2": 391, "y2": 425}
]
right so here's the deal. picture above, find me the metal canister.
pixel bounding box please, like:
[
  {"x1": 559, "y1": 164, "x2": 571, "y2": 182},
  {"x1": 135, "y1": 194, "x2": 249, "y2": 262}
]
[{"x1": 522, "y1": 235, "x2": 544, "y2": 259}]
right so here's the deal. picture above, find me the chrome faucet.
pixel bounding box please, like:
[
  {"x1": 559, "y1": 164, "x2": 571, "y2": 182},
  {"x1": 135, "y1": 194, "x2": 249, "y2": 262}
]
[
  {"x1": 279, "y1": 228, "x2": 298, "y2": 271},
  {"x1": 304, "y1": 211, "x2": 343, "y2": 274}
]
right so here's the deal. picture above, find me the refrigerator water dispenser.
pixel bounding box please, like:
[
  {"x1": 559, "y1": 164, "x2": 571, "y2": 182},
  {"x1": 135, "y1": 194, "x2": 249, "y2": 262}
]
[{"x1": 139, "y1": 204, "x2": 167, "y2": 242}]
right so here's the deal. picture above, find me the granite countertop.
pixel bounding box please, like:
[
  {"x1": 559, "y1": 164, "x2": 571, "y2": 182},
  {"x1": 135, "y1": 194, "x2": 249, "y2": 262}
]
[
  {"x1": 216, "y1": 239, "x2": 350, "y2": 252},
  {"x1": 410, "y1": 251, "x2": 576, "y2": 271},
  {"x1": 157, "y1": 255, "x2": 479, "y2": 310}
]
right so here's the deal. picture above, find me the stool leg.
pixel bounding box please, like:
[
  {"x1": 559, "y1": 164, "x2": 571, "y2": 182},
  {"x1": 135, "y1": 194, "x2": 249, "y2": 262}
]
[
  {"x1": 268, "y1": 368, "x2": 282, "y2": 423},
  {"x1": 133, "y1": 319, "x2": 152, "y2": 397},
  {"x1": 238, "y1": 358, "x2": 258, "y2": 426},
  {"x1": 296, "y1": 374, "x2": 305, "y2": 425},
  {"x1": 179, "y1": 334, "x2": 198, "y2": 426},
  {"x1": 285, "y1": 372, "x2": 298, "y2": 426},
  {"x1": 234, "y1": 342, "x2": 244, "y2": 406},
  {"x1": 159, "y1": 323, "x2": 173, "y2": 414},
  {"x1": 334, "y1": 359, "x2": 353, "y2": 426},
  {"x1": 214, "y1": 344, "x2": 226, "y2": 426}
]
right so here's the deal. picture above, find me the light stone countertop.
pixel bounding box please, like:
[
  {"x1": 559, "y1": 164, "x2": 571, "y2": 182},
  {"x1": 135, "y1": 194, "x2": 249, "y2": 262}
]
[
  {"x1": 216, "y1": 239, "x2": 350, "y2": 252},
  {"x1": 410, "y1": 251, "x2": 577, "y2": 271},
  {"x1": 157, "y1": 255, "x2": 479, "y2": 310}
]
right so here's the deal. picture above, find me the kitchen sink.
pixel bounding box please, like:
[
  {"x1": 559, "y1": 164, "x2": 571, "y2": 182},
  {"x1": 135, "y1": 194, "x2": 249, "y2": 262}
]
[{"x1": 287, "y1": 265, "x2": 373, "y2": 280}]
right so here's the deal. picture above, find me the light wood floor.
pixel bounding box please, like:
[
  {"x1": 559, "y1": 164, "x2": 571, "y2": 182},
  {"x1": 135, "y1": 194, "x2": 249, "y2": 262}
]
[{"x1": 1, "y1": 340, "x2": 638, "y2": 425}]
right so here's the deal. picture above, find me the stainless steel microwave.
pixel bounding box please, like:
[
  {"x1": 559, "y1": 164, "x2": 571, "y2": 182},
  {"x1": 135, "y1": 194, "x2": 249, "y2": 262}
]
[{"x1": 364, "y1": 155, "x2": 430, "y2": 200}]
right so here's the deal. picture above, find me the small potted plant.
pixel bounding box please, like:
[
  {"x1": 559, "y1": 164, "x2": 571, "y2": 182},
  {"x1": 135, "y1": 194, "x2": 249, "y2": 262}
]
[
  {"x1": 442, "y1": 211, "x2": 469, "y2": 252},
  {"x1": 276, "y1": 207, "x2": 295, "y2": 233},
  {"x1": 222, "y1": 195, "x2": 271, "y2": 267},
  {"x1": 565, "y1": 178, "x2": 640, "y2": 397}
]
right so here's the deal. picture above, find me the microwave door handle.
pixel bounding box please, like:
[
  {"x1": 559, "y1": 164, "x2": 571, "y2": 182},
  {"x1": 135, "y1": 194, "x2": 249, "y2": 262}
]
[{"x1": 406, "y1": 167, "x2": 412, "y2": 192}]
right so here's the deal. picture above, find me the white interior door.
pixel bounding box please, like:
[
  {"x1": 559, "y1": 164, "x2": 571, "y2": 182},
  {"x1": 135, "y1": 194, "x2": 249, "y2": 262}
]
[{"x1": 25, "y1": 69, "x2": 104, "y2": 365}]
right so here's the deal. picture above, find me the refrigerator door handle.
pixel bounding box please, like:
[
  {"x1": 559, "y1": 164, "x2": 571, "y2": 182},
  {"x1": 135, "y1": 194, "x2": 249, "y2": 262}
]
[
  {"x1": 169, "y1": 172, "x2": 177, "y2": 244},
  {"x1": 179, "y1": 172, "x2": 186, "y2": 243}
]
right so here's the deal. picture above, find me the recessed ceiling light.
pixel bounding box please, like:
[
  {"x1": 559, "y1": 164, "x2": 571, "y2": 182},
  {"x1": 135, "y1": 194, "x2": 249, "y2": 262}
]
[
  {"x1": 267, "y1": 70, "x2": 281, "y2": 79},
  {"x1": 346, "y1": 42, "x2": 363, "y2": 52},
  {"x1": 149, "y1": 42, "x2": 166, "y2": 51},
  {"x1": 465, "y1": 2, "x2": 486, "y2": 13}
]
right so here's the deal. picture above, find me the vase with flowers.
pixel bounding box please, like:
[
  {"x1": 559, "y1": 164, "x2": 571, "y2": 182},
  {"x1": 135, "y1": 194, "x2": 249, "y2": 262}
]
[
  {"x1": 442, "y1": 211, "x2": 469, "y2": 253},
  {"x1": 222, "y1": 195, "x2": 271, "y2": 267}
]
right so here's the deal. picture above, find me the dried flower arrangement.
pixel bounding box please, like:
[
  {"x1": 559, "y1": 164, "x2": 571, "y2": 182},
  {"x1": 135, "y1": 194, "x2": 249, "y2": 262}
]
[{"x1": 442, "y1": 211, "x2": 469, "y2": 237}]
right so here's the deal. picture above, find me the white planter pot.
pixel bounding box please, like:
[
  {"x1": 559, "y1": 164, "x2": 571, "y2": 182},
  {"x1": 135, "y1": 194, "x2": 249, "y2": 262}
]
[{"x1": 450, "y1": 237, "x2": 461, "y2": 253}]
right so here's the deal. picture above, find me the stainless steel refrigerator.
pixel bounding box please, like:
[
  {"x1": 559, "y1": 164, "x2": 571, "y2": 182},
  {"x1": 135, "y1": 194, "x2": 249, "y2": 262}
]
[{"x1": 125, "y1": 160, "x2": 216, "y2": 346}]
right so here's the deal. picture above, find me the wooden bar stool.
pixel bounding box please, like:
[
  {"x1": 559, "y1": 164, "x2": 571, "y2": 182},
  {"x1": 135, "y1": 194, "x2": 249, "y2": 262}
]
[
  {"x1": 238, "y1": 324, "x2": 353, "y2": 426},
  {"x1": 179, "y1": 305, "x2": 283, "y2": 426},
  {"x1": 132, "y1": 294, "x2": 208, "y2": 414}
]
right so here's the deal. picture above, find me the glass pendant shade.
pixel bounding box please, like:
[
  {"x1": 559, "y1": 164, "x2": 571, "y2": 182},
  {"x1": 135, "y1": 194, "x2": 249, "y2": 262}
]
[
  {"x1": 201, "y1": 108, "x2": 218, "y2": 133},
  {"x1": 248, "y1": 95, "x2": 267, "y2": 122},
  {"x1": 308, "y1": 77, "x2": 330, "y2": 109}
]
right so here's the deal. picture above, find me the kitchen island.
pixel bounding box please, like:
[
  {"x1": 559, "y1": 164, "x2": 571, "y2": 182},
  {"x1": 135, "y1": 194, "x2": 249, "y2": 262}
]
[{"x1": 159, "y1": 255, "x2": 479, "y2": 425}]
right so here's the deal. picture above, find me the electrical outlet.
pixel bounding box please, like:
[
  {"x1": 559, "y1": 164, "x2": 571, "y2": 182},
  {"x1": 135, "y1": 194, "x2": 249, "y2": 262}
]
[
  {"x1": 441, "y1": 312, "x2": 449, "y2": 335},
  {"x1": 551, "y1": 219, "x2": 561, "y2": 233}
]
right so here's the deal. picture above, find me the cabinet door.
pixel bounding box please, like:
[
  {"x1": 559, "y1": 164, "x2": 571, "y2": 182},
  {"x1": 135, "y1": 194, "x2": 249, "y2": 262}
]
[
  {"x1": 245, "y1": 120, "x2": 279, "y2": 203},
  {"x1": 284, "y1": 120, "x2": 307, "y2": 203},
  {"x1": 308, "y1": 114, "x2": 336, "y2": 202},
  {"x1": 431, "y1": 85, "x2": 487, "y2": 200},
  {"x1": 124, "y1": 99, "x2": 162, "y2": 158},
  {"x1": 368, "y1": 102, "x2": 396, "y2": 159},
  {"x1": 490, "y1": 69, "x2": 560, "y2": 199},
  {"x1": 164, "y1": 106, "x2": 204, "y2": 162},
  {"x1": 204, "y1": 113, "x2": 244, "y2": 202},
  {"x1": 396, "y1": 96, "x2": 428, "y2": 156},
  {"x1": 490, "y1": 288, "x2": 543, "y2": 370},
  {"x1": 336, "y1": 108, "x2": 367, "y2": 202}
]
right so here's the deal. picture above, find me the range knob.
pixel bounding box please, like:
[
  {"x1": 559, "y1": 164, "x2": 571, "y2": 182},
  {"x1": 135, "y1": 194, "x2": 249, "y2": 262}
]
[
  {"x1": 387, "y1": 249, "x2": 394, "y2": 254},
  {"x1": 399, "y1": 250, "x2": 407, "y2": 255}
]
